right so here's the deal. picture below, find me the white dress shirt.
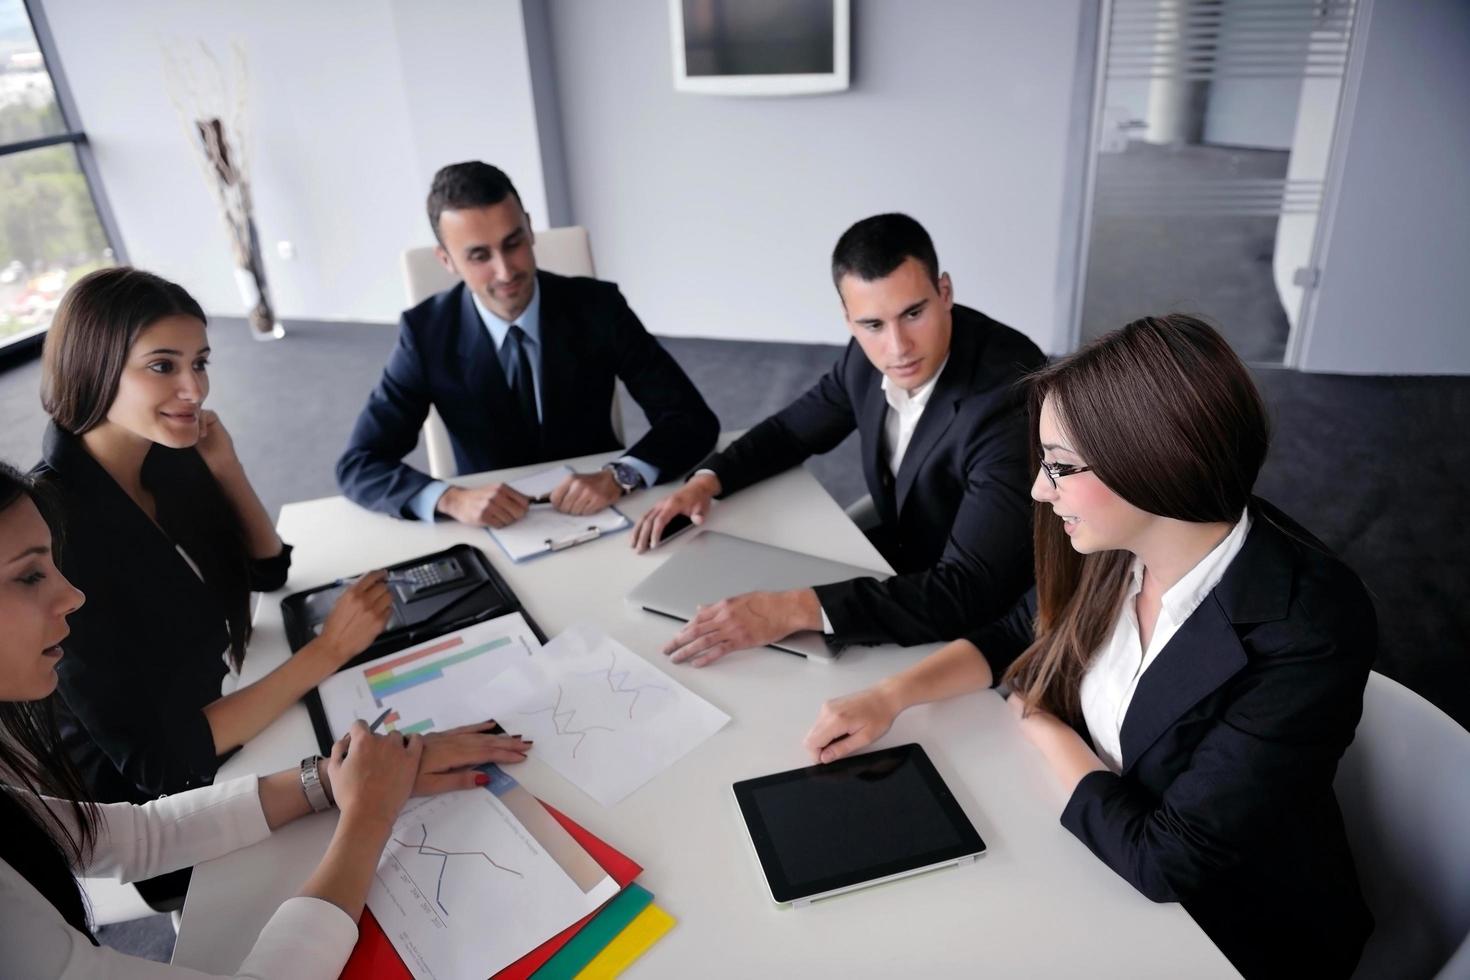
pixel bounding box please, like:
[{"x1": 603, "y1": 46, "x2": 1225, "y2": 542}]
[
  {"x1": 880, "y1": 355, "x2": 948, "y2": 477},
  {"x1": 1080, "y1": 511, "x2": 1252, "y2": 773},
  {"x1": 1, "y1": 775, "x2": 358, "y2": 979}
]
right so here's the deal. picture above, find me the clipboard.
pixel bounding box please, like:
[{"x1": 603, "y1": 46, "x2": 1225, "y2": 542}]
[{"x1": 485, "y1": 464, "x2": 632, "y2": 562}]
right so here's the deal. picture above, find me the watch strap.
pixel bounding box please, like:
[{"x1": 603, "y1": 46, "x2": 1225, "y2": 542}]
[{"x1": 299, "y1": 755, "x2": 333, "y2": 812}]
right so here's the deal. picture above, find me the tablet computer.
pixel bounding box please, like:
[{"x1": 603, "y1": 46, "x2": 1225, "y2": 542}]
[{"x1": 732, "y1": 743, "x2": 985, "y2": 907}]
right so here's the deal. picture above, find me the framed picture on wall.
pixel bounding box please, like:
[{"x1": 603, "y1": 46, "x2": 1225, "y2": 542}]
[{"x1": 670, "y1": 0, "x2": 850, "y2": 97}]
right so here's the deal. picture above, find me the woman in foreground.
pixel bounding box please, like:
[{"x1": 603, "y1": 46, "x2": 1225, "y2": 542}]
[
  {"x1": 805, "y1": 315, "x2": 1374, "y2": 978},
  {"x1": 0, "y1": 461, "x2": 532, "y2": 977}
]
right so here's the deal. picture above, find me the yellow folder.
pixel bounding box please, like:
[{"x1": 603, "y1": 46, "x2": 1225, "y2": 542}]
[{"x1": 572, "y1": 903, "x2": 676, "y2": 979}]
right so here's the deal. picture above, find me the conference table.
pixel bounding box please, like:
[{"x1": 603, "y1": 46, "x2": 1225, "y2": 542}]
[{"x1": 171, "y1": 441, "x2": 1238, "y2": 978}]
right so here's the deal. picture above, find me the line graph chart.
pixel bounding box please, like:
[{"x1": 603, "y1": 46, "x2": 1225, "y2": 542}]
[
  {"x1": 389, "y1": 822, "x2": 522, "y2": 918},
  {"x1": 482, "y1": 625, "x2": 731, "y2": 805},
  {"x1": 519, "y1": 684, "x2": 614, "y2": 757},
  {"x1": 575, "y1": 649, "x2": 668, "y2": 718}
]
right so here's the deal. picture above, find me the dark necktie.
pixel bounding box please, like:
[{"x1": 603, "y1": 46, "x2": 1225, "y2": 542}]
[{"x1": 500, "y1": 324, "x2": 539, "y2": 439}]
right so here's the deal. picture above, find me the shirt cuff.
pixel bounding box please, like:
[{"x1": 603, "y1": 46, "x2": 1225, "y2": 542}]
[
  {"x1": 819, "y1": 604, "x2": 834, "y2": 635},
  {"x1": 617, "y1": 455, "x2": 659, "y2": 489},
  {"x1": 235, "y1": 896, "x2": 359, "y2": 980},
  {"x1": 407, "y1": 480, "x2": 450, "y2": 522}
]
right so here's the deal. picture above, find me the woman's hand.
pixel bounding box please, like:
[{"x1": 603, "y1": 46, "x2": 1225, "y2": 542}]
[
  {"x1": 195, "y1": 409, "x2": 241, "y2": 475},
  {"x1": 326, "y1": 720, "x2": 423, "y2": 830},
  {"x1": 1007, "y1": 692, "x2": 1107, "y2": 792},
  {"x1": 316, "y1": 571, "x2": 393, "y2": 668},
  {"x1": 412, "y1": 720, "x2": 534, "y2": 795},
  {"x1": 803, "y1": 682, "x2": 903, "y2": 763}
]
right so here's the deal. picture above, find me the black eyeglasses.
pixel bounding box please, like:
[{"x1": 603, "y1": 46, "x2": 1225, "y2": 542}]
[{"x1": 1038, "y1": 455, "x2": 1092, "y2": 490}]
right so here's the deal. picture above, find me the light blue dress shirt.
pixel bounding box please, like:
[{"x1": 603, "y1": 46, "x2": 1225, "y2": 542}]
[{"x1": 408, "y1": 281, "x2": 658, "y2": 521}]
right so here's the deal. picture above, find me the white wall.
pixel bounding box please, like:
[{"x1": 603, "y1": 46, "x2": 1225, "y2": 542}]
[
  {"x1": 41, "y1": 0, "x2": 546, "y2": 324},
  {"x1": 1298, "y1": 0, "x2": 1470, "y2": 374},
  {"x1": 544, "y1": 0, "x2": 1087, "y2": 352}
]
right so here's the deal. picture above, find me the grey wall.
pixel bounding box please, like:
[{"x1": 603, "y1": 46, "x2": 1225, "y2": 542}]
[
  {"x1": 544, "y1": 0, "x2": 1088, "y2": 352},
  {"x1": 41, "y1": 0, "x2": 548, "y2": 324},
  {"x1": 1299, "y1": 0, "x2": 1470, "y2": 374}
]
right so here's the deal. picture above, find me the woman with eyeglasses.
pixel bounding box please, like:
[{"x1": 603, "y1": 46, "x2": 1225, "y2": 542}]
[
  {"x1": 0, "y1": 461, "x2": 533, "y2": 977},
  {"x1": 32, "y1": 267, "x2": 394, "y2": 907},
  {"x1": 803, "y1": 315, "x2": 1374, "y2": 978}
]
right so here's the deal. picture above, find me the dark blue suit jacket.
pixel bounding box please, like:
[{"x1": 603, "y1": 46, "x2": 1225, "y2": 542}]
[
  {"x1": 700, "y1": 304, "x2": 1044, "y2": 645},
  {"x1": 970, "y1": 499, "x2": 1375, "y2": 979},
  {"x1": 337, "y1": 271, "x2": 718, "y2": 517}
]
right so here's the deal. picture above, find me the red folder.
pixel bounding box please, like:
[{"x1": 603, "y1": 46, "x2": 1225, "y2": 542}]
[{"x1": 339, "y1": 802, "x2": 641, "y2": 980}]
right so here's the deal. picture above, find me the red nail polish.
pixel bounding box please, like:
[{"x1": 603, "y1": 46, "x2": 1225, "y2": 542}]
[{"x1": 474, "y1": 773, "x2": 490, "y2": 787}]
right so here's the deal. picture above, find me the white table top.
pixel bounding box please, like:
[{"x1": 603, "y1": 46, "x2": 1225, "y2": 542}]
[{"x1": 172, "y1": 445, "x2": 1237, "y2": 978}]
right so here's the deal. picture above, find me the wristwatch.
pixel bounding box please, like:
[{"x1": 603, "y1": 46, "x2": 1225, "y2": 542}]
[
  {"x1": 602, "y1": 460, "x2": 645, "y2": 496},
  {"x1": 299, "y1": 755, "x2": 334, "y2": 812}
]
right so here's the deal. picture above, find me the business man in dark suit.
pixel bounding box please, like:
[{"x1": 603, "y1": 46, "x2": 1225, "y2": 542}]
[
  {"x1": 337, "y1": 162, "x2": 718, "y2": 524},
  {"x1": 637, "y1": 213, "x2": 1045, "y2": 664}
]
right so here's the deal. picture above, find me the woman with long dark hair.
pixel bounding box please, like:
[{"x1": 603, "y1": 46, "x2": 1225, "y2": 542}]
[
  {"x1": 803, "y1": 315, "x2": 1374, "y2": 978},
  {"x1": 32, "y1": 267, "x2": 392, "y2": 905},
  {"x1": 0, "y1": 460, "x2": 532, "y2": 976}
]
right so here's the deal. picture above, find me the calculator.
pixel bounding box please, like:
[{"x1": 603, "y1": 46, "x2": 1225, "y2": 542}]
[{"x1": 395, "y1": 556, "x2": 466, "y2": 601}]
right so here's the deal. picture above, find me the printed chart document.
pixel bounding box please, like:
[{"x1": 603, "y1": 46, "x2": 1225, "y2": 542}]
[
  {"x1": 471, "y1": 624, "x2": 730, "y2": 806},
  {"x1": 315, "y1": 613, "x2": 542, "y2": 738},
  {"x1": 371, "y1": 765, "x2": 620, "y2": 980},
  {"x1": 486, "y1": 465, "x2": 630, "y2": 563}
]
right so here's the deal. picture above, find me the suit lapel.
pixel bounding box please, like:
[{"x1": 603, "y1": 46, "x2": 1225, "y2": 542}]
[
  {"x1": 533, "y1": 272, "x2": 569, "y2": 452},
  {"x1": 858, "y1": 371, "x2": 893, "y2": 515},
  {"x1": 892, "y1": 320, "x2": 979, "y2": 514},
  {"x1": 1117, "y1": 505, "x2": 1294, "y2": 772},
  {"x1": 1119, "y1": 596, "x2": 1247, "y2": 773}
]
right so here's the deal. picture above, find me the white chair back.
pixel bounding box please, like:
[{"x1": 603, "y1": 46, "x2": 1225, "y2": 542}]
[
  {"x1": 1335, "y1": 671, "x2": 1470, "y2": 979},
  {"x1": 398, "y1": 227, "x2": 624, "y2": 480}
]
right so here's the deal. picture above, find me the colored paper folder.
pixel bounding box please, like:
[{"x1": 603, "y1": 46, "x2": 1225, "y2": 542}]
[
  {"x1": 338, "y1": 801, "x2": 641, "y2": 980},
  {"x1": 573, "y1": 904, "x2": 676, "y2": 979}
]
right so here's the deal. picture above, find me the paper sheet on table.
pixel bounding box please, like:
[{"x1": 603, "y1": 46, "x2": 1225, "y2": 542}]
[
  {"x1": 369, "y1": 765, "x2": 619, "y2": 980},
  {"x1": 315, "y1": 612, "x2": 541, "y2": 738},
  {"x1": 487, "y1": 465, "x2": 631, "y2": 562},
  {"x1": 467, "y1": 624, "x2": 730, "y2": 806}
]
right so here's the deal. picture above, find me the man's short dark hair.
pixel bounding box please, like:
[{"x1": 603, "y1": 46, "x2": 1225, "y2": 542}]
[
  {"x1": 426, "y1": 162, "x2": 522, "y2": 241},
  {"x1": 830, "y1": 213, "x2": 940, "y2": 291}
]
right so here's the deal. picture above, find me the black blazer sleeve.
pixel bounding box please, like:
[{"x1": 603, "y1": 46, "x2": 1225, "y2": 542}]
[
  {"x1": 246, "y1": 542, "x2": 294, "y2": 593},
  {"x1": 813, "y1": 399, "x2": 1036, "y2": 645},
  {"x1": 965, "y1": 586, "x2": 1039, "y2": 682},
  {"x1": 1058, "y1": 581, "x2": 1374, "y2": 904},
  {"x1": 700, "y1": 345, "x2": 861, "y2": 496},
  {"x1": 335, "y1": 314, "x2": 437, "y2": 517},
  {"x1": 607, "y1": 287, "x2": 719, "y2": 480}
]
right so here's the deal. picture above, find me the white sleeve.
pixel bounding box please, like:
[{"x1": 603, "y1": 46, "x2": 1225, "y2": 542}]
[
  {"x1": 41, "y1": 777, "x2": 272, "y2": 884},
  {"x1": 3, "y1": 858, "x2": 357, "y2": 979}
]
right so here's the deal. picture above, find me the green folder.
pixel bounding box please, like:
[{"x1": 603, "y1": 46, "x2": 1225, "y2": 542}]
[{"x1": 532, "y1": 883, "x2": 656, "y2": 980}]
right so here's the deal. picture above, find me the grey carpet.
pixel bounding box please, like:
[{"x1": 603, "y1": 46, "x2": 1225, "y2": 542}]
[{"x1": 2, "y1": 317, "x2": 1467, "y2": 963}]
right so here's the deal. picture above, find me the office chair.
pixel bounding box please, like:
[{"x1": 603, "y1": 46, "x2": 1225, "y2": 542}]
[
  {"x1": 399, "y1": 226, "x2": 626, "y2": 479},
  {"x1": 1335, "y1": 671, "x2": 1470, "y2": 979}
]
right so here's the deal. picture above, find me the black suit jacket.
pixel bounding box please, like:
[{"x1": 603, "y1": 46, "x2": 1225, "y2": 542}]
[
  {"x1": 701, "y1": 304, "x2": 1044, "y2": 645},
  {"x1": 33, "y1": 423, "x2": 292, "y2": 804},
  {"x1": 969, "y1": 499, "x2": 1375, "y2": 979},
  {"x1": 337, "y1": 271, "x2": 719, "y2": 517}
]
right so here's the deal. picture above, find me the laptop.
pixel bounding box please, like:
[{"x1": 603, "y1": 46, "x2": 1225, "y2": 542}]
[{"x1": 625, "y1": 530, "x2": 887, "y2": 661}]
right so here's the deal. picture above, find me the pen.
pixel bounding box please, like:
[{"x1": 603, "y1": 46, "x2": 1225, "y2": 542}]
[
  {"x1": 341, "y1": 706, "x2": 396, "y2": 761},
  {"x1": 330, "y1": 572, "x2": 414, "y2": 588},
  {"x1": 367, "y1": 707, "x2": 393, "y2": 733}
]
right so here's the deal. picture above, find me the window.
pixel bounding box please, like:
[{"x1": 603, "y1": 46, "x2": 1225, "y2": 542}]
[{"x1": 0, "y1": 0, "x2": 121, "y2": 350}]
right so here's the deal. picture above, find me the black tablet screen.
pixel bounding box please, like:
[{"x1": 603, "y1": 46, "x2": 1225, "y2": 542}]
[{"x1": 734, "y1": 744, "x2": 984, "y2": 903}]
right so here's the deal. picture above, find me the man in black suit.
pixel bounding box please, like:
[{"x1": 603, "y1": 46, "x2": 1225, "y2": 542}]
[
  {"x1": 636, "y1": 213, "x2": 1044, "y2": 665},
  {"x1": 337, "y1": 162, "x2": 718, "y2": 524}
]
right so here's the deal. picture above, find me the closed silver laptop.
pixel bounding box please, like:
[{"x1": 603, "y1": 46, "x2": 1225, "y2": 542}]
[{"x1": 625, "y1": 531, "x2": 887, "y2": 661}]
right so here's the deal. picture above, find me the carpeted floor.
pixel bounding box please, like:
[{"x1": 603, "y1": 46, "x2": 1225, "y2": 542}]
[{"x1": 2, "y1": 316, "x2": 1467, "y2": 963}]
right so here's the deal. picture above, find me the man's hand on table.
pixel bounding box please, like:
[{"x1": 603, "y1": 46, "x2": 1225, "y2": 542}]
[
  {"x1": 632, "y1": 472, "x2": 720, "y2": 552},
  {"x1": 550, "y1": 469, "x2": 622, "y2": 516},
  {"x1": 661, "y1": 588, "x2": 823, "y2": 667},
  {"x1": 435, "y1": 483, "x2": 531, "y2": 527}
]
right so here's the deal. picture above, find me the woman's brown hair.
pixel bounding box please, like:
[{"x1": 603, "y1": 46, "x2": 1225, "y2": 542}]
[
  {"x1": 1002, "y1": 314, "x2": 1270, "y2": 722},
  {"x1": 40, "y1": 266, "x2": 207, "y2": 434}
]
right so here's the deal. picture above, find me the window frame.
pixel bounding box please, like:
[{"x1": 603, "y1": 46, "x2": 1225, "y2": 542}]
[{"x1": 0, "y1": 0, "x2": 127, "y2": 357}]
